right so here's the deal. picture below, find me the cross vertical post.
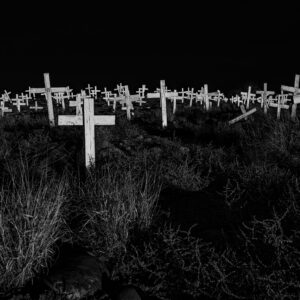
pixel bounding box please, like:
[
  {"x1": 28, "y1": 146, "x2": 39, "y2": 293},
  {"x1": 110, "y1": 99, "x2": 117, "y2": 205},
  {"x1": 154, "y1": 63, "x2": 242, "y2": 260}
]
[
  {"x1": 44, "y1": 73, "x2": 55, "y2": 127},
  {"x1": 160, "y1": 80, "x2": 167, "y2": 128}
]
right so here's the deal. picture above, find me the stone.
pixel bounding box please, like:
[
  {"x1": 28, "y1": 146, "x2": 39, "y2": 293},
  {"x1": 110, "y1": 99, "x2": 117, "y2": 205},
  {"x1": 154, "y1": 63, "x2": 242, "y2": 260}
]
[{"x1": 42, "y1": 246, "x2": 109, "y2": 299}]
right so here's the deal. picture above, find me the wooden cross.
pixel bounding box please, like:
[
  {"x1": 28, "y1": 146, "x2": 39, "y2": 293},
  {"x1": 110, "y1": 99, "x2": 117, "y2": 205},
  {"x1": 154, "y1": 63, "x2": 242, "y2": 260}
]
[
  {"x1": 1, "y1": 90, "x2": 11, "y2": 102},
  {"x1": 147, "y1": 80, "x2": 173, "y2": 128},
  {"x1": 29, "y1": 73, "x2": 71, "y2": 126},
  {"x1": 0, "y1": 100, "x2": 12, "y2": 117},
  {"x1": 210, "y1": 90, "x2": 223, "y2": 107},
  {"x1": 85, "y1": 84, "x2": 93, "y2": 97},
  {"x1": 53, "y1": 92, "x2": 69, "y2": 112},
  {"x1": 281, "y1": 74, "x2": 300, "y2": 121},
  {"x1": 121, "y1": 85, "x2": 134, "y2": 120},
  {"x1": 29, "y1": 100, "x2": 43, "y2": 112},
  {"x1": 203, "y1": 84, "x2": 218, "y2": 110},
  {"x1": 229, "y1": 107, "x2": 257, "y2": 125},
  {"x1": 256, "y1": 83, "x2": 275, "y2": 114},
  {"x1": 269, "y1": 91, "x2": 290, "y2": 120},
  {"x1": 58, "y1": 97, "x2": 115, "y2": 168},
  {"x1": 169, "y1": 89, "x2": 182, "y2": 113},
  {"x1": 69, "y1": 94, "x2": 83, "y2": 116},
  {"x1": 241, "y1": 86, "x2": 255, "y2": 109},
  {"x1": 135, "y1": 85, "x2": 148, "y2": 106},
  {"x1": 12, "y1": 95, "x2": 26, "y2": 112},
  {"x1": 114, "y1": 83, "x2": 125, "y2": 97},
  {"x1": 90, "y1": 86, "x2": 101, "y2": 99},
  {"x1": 19, "y1": 93, "x2": 31, "y2": 106}
]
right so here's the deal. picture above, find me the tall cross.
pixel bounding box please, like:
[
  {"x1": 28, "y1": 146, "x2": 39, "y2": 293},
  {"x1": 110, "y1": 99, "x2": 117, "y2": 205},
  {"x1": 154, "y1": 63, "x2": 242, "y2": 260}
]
[
  {"x1": 256, "y1": 83, "x2": 275, "y2": 114},
  {"x1": 281, "y1": 74, "x2": 300, "y2": 121},
  {"x1": 203, "y1": 84, "x2": 218, "y2": 110},
  {"x1": 58, "y1": 97, "x2": 115, "y2": 168},
  {"x1": 29, "y1": 73, "x2": 71, "y2": 126},
  {"x1": 147, "y1": 80, "x2": 176, "y2": 128}
]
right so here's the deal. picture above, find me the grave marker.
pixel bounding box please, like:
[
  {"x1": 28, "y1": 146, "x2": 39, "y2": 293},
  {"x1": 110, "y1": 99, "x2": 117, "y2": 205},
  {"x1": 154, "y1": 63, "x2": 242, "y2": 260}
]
[
  {"x1": 12, "y1": 95, "x2": 26, "y2": 112},
  {"x1": 147, "y1": 80, "x2": 173, "y2": 128},
  {"x1": 29, "y1": 100, "x2": 43, "y2": 112},
  {"x1": 269, "y1": 91, "x2": 290, "y2": 120},
  {"x1": 0, "y1": 100, "x2": 12, "y2": 117},
  {"x1": 229, "y1": 107, "x2": 257, "y2": 125},
  {"x1": 281, "y1": 74, "x2": 300, "y2": 121},
  {"x1": 256, "y1": 83, "x2": 275, "y2": 114},
  {"x1": 69, "y1": 94, "x2": 83, "y2": 116},
  {"x1": 58, "y1": 97, "x2": 115, "y2": 168},
  {"x1": 29, "y1": 73, "x2": 71, "y2": 126}
]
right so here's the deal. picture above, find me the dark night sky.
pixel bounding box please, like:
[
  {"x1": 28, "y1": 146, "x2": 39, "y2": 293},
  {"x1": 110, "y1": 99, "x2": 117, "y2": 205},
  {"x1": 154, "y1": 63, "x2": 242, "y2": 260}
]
[{"x1": 0, "y1": 3, "x2": 299, "y2": 94}]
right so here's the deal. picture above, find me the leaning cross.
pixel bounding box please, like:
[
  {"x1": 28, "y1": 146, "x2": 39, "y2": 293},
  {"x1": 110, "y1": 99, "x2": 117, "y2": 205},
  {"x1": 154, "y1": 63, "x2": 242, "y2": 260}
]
[
  {"x1": 29, "y1": 73, "x2": 71, "y2": 126},
  {"x1": 229, "y1": 107, "x2": 257, "y2": 125},
  {"x1": 281, "y1": 74, "x2": 300, "y2": 121},
  {"x1": 58, "y1": 97, "x2": 115, "y2": 168}
]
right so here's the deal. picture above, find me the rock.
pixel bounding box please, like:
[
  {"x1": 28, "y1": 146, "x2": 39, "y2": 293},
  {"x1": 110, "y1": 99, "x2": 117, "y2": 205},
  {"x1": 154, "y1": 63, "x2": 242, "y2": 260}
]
[
  {"x1": 115, "y1": 285, "x2": 141, "y2": 300},
  {"x1": 43, "y1": 246, "x2": 109, "y2": 300}
]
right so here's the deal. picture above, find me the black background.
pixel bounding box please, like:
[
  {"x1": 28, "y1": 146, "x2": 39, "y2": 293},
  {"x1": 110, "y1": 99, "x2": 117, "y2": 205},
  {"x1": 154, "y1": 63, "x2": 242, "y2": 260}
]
[{"x1": 0, "y1": 3, "x2": 299, "y2": 93}]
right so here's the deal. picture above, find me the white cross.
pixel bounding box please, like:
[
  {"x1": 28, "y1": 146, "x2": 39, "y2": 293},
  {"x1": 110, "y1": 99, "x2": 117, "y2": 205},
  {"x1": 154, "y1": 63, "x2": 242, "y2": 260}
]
[
  {"x1": 121, "y1": 85, "x2": 134, "y2": 120},
  {"x1": 53, "y1": 92, "x2": 69, "y2": 111},
  {"x1": 12, "y1": 95, "x2": 26, "y2": 112},
  {"x1": 241, "y1": 86, "x2": 256, "y2": 109},
  {"x1": 29, "y1": 100, "x2": 43, "y2": 112},
  {"x1": 269, "y1": 91, "x2": 290, "y2": 120},
  {"x1": 114, "y1": 83, "x2": 125, "y2": 97},
  {"x1": 69, "y1": 93, "x2": 84, "y2": 116},
  {"x1": 147, "y1": 80, "x2": 175, "y2": 128},
  {"x1": 19, "y1": 93, "x2": 31, "y2": 106},
  {"x1": 229, "y1": 107, "x2": 257, "y2": 125},
  {"x1": 203, "y1": 84, "x2": 219, "y2": 110},
  {"x1": 90, "y1": 86, "x2": 101, "y2": 99},
  {"x1": 0, "y1": 100, "x2": 12, "y2": 117},
  {"x1": 281, "y1": 74, "x2": 300, "y2": 121},
  {"x1": 256, "y1": 83, "x2": 275, "y2": 114},
  {"x1": 29, "y1": 73, "x2": 71, "y2": 126},
  {"x1": 58, "y1": 97, "x2": 115, "y2": 168},
  {"x1": 135, "y1": 85, "x2": 148, "y2": 106},
  {"x1": 1, "y1": 90, "x2": 11, "y2": 102}
]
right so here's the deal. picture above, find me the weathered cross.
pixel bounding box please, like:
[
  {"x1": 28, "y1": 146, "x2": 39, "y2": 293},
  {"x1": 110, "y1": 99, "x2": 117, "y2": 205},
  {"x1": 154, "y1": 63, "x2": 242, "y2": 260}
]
[
  {"x1": 229, "y1": 107, "x2": 257, "y2": 125},
  {"x1": 256, "y1": 83, "x2": 275, "y2": 114},
  {"x1": 29, "y1": 73, "x2": 71, "y2": 126},
  {"x1": 0, "y1": 100, "x2": 12, "y2": 117},
  {"x1": 69, "y1": 93, "x2": 84, "y2": 116},
  {"x1": 58, "y1": 97, "x2": 115, "y2": 168},
  {"x1": 121, "y1": 85, "x2": 135, "y2": 120},
  {"x1": 135, "y1": 85, "x2": 148, "y2": 106},
  {"x1": 241, "y1": 86, "x2": 256, "y2": 109},
  {"x1": 269, "y1": 91, "x2": 290, "y2": 120},
  {"x1": 12, "y1": 95, "x2": 26, "y2": 112},
  {"x1": 147, "y1": 80, "x2": 176, "y2": 128},
  {"x1": 281, "y1": 74, "x2": 300, "y2": 121},
  {"x1": 203, "y1": 84, "x2": 219, "y2": 110},
  {"x1": 29, "y1": 100, "x2": 43, "y2": 112}
]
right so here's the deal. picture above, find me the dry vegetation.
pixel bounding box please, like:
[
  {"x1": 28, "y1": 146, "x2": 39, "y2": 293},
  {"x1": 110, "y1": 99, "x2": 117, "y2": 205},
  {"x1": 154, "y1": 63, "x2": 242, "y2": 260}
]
[{"x1": 0, "y1": 104, "x2": 300, "y2": 299}]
